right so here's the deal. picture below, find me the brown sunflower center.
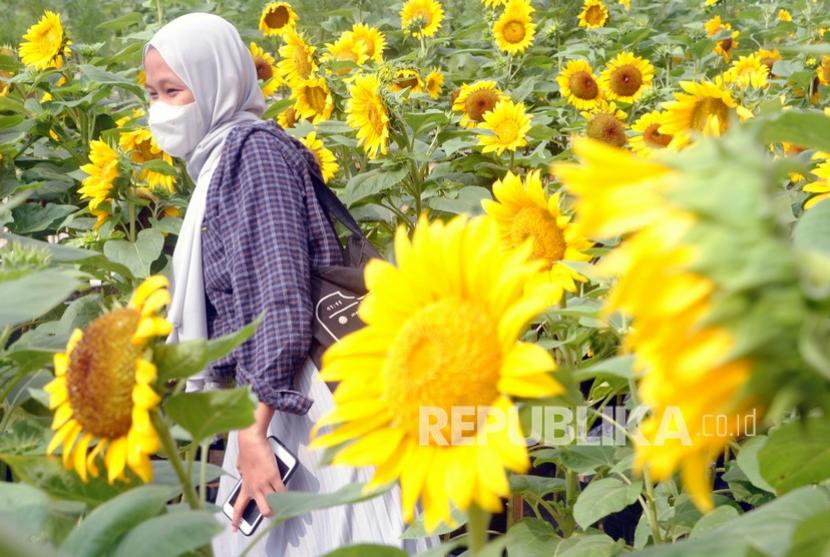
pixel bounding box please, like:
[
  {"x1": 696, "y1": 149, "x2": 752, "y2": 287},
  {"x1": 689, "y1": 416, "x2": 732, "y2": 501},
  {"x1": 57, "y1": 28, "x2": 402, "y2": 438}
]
[
  {"x1": 586, "y1": 6, "x2": 605, "y2": 25},
  {"x1": 255, "y1": 58, "x2": 274, "y2": 81},
  {"x1": 568, "y1": 71, "x2": 599, "y2": 100},
  {"x1": 510, "y1": 207, "x2": 566, "y2": 265},
  {"x1": 464, "y1": 89, "x2": 500, "y2": 122},
  {"x1": 281, "y1": 106, "x2": 298, "y2": 127},
  {"x1": 396, "y1": 75, "x2": 420, "y2": 90},
  {"x1": 67, "y1": 309, "x2": 142, "y2": 439},
  {"x1": 610, "y1": 65, "x2": 643, "y2": 97},
  {"x1": 643, "y1": 123, "x2": 672, "y2": 148},
  {"x1": 587, "y1": 113, "x2": 627, "y2": 147},
  {"x1": 719, "y1": 37, "x2": 733, "y2": 53},
  {"x1": 689, "y1": 97, "x2": 729, "y2": 132},
  {"x1": 503, "y1": 21, "x2": 526, "y2": 44},
  {"x1": 384, "y1": 299, "x2": 501, "y2": 442},
  {"x1": 264, "y1": 6, "x2": 290, "y2": 29}
]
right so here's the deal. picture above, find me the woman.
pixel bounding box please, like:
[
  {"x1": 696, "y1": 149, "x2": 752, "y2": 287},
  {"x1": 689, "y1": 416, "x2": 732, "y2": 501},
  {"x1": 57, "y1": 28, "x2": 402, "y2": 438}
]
[{"x1": 142, "y1": 13, "x2": 433, "y2": 556}]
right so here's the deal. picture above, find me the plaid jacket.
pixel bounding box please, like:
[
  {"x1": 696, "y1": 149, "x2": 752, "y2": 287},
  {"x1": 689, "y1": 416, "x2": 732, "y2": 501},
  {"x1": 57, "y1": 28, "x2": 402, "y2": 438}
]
[{"x1": 202, "y1": 120, "x2": 343, "y2": 414}]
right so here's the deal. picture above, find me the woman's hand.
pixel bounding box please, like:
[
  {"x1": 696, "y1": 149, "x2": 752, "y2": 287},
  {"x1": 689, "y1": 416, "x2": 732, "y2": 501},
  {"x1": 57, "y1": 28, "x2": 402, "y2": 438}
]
[{"x1": 231, "y1": 402, "x2": 285, "y2": 532}]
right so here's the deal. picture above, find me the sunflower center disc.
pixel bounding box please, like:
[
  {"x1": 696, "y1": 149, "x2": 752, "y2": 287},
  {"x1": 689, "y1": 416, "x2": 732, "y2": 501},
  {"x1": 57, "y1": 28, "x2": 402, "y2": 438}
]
[
  {"x1": 265, "y1": 7, "x2": 289, "y2": 29},
  {"x1": 66, "y1": 309, "x2": 142, "y2": 439},
  {"x1": 587, "y1": 113, "x2": 627, "y2": 147},
  {"x1": 689, "y1": 97, "x2": 729, "y2": 132},
  {"x1": 586, "y1": 6, "x2": 604, "y2": 25},
  {"x1": 384, "y1": 300, "x2": 502, "y2": 443},
  {"x1": 644, "y1": 123, "x2": 672, "y2": 148},
  {"x1": 465, "y1": 90, "x2": 499, "y2": 122},
  {"x1": 503, "y1": 21, "x2": 526, "y2": 44},
  {"x1": 255, "y1": 59, "x2": 273, "y2": 81},
  {"x1": 611, "y1": 65, "x2": 643, "y2": 97},
  {"x1": 568, "y1": 71, "x2": 599, "y2": 100},
  {"x1": 510, "y1": 206, "x2": 567, "y2": 265}
]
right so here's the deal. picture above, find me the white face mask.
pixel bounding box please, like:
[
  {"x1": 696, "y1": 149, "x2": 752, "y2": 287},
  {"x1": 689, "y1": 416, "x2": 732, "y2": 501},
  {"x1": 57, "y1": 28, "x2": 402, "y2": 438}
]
[{"x1": 148, "y1": 101, "x2": 207, "y2": 158}]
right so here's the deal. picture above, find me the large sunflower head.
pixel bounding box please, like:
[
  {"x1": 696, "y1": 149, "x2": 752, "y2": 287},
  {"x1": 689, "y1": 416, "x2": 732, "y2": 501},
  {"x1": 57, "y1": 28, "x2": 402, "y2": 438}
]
[
  {"x1": 300, "y1": 131, "x2": 339, "y2": 183},
  {"x1": 493, "y1": 0, "x2": 537, "y2": 55},
  {"x1": 79, "y1": 139, "x2": 121, "y2": 217},
  {"x1": 118, "y1": 128, "x2": 175, "y2": 193},
  {"x1": 258, "y1": 2, "x2": 298, "y2": 37},
  {"x1": 424, "y1": 69, "x2": 444, "y2": 99},
  {"x1": 277, "y1": 105, "x2": 301, "y2": 128},
  {"x1": 249, "y1": 42, "x2": 283, "y2": 96},
  {"x1": 389, "y1": 68, "x2": 424, "y2": 95},
  {"x1": 44, "y1": 276, "x2": 171, "y2": 484},
  {"x1": 19, "y1": 10, "x2": 71, "y2": 71},
  {"x1": 291, "y1": 75, "x2": 334, "y2": 124},
  {"x1": 482, "y1": 170, "x2": 592, "y2": 294},
  {"x1": 278, "y1": 28, "x2": 317, "y2": 88},
  {"x1": 477, "y1": 99, "x2": 533, "y2": 155},
  {"x1": 714, "y1": 30, "x2": 740, "y2": 62},
  {"x1": 351, "y1": 23, "x2": 386, "y2": 64},
  {"x1": 557, "y1": 60, "x2": 603, "y2": 110},
  {"x1": 630, "y1": 111, "x2": 673, "y2": 157},
  {"x1": 346, "y1": 73, "x2": 391, "y2": 160},
  {"x1": 660, "y1": 79, "x2": 747, "y2": 147},
  {"x1": 599, "y1": 52, "x2": 654, "y2": 103},
  {"x1": 400, "y1": 0, "x2": 445, "y2": 38},
  {"x1": 452, "y1": 80, "x2": 509, "y2": 128},
  {"x1": 323, "y1": 31, "x2": 368, "y2": 73},
  {"x1": 723, "y1": 54, "x2": 769, "y2": 90},
  {"x1": 582, "y1": 100, "x2": 628, "y2": 147},
  {"x1": 310, "y1": 214, "x2": 562, "y2": 532},
  {"x1": 578, "y1": 0, "x2": 609, "y2": 29}
]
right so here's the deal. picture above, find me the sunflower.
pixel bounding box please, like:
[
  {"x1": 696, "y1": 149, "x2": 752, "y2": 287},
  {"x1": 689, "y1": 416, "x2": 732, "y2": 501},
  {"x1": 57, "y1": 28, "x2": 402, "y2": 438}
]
[
  {"x1": 258, "y1": 2, "x2": 298, "y2": 37},
  {"x1": 389, "y1": 68, "x2": 424, "y2": 96},
  {"x1": 704, "y1": 15, "x2": 729, "y2": 37},
  {"x1": 309, "y1": 214, "x2": 562, "y2": 532},
  {"x1": 277, "y1": 105, "x2": 301, "y2": 128},
  {"x1": 118, "y1": 128, "x2": 175, "y2": 193},
  {"x1": 478, "y1": 99, "x2": 532, "y2": 155},
  {"x1": 482, "y1": 170, "x2": 592, "y2": 294},
  {"x1": 599, "y1": 52, "x2": 654, "y2": 103},
  {"x1": 756, "y1": 48, "x2": 782, "y2": 76},
  {"x1": 278, "y1": 28, "x2": 317, "y2": 88},
  {"x1": 661, "y1": 79, "x2": 749, "y2": 147},
  {"x1": 0, "y1": 46, "x2": 15, "y2": 96},
  {"x1": 424, "y1": 69, "x2": 444, "y2": 99},
  {"x1": 323, "y1": 31, "x2": 368, "y2": 73},
  {"x1": 722, "y1": 54, "x2": 768, "y2": 89},
  {"x1": 578, "y1": 0, "x2": 609, "y2": 29},
  {"x1": 493, "y1": 0, "x2": 536, "y2": 55},
  {"x1": 300, "y1": 131, "x2": 339, "y2": 183},
  {"x1": 777, "y1": 9, "x2": 793, "y2": 23},
  {"x1": 714, "y1": 30, "x2": 739, "y2": 62},
  {"x1": 346, "y1": 73, "x2": 390, "y2": 160},
  {"x1": 351, "y1": 23, "x2": 385, "y2": 64},
  {"x1": 582, "y1": 100, "x2": 628, "y2": 147},
  {"x1": 400, "y1": 0, "x2": 444, "y2": 38},
  {"x1": 79, "y1": 140, "x2": 120, "y2": 215},
  {"x1": 619, "y1": 0, "x2": 631, "y2": 9},
  {"x1": 44, "y1": 276, "x2": 171, "y2": 484},
  {"x1": 482, "y1": 0, "x2": 507, "y2": 7},
  {"x1": 818, "y1": 57, "x2": 830, "y2": 86},
  {"x1": 292, "y1": 75, "x2": 334, "y2": 124},
  {"x1": 557, "y1": 60, "x2": 603, "y2": 110},
  {"x1": 19, "y1": 10, "x2": 70, "y2": 70},
  {"x1": 249, "y1": 42, "x2": 282, "y2": 97},
  {"x1": 804, "y1": 160, "x2": 830, "y2": 209},
  {"x1": 630, "y1": 111, "x2": 673, "y2": 157},
  {"x1": 452, "y1": 81, "x2": 509, "y2": 128}
]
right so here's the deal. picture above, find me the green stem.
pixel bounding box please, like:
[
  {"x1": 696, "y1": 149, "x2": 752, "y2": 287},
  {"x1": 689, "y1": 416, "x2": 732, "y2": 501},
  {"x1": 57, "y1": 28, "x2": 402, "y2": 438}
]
[
  {"x1": 565, "y1": 469, "x2": 578, "y2": 508},
  {"x1": 199, "y1": 440, "x2": 209, "y2": 505},
  {"x1": 641, "y1": 469, "x2": 664, "y2": 544},
  {"x1": 466, "y1": 504, "x2": 490, "y2": 555},
  {"x1": 152, "y1": 411, "x2": 199, "y2": 509},
  {"x1": 155, "y1": 0, "x2": 164, "y2": 24},
  {"x1": 0, "y1": 325, "x2": 12, "y2": 352},
  {"x1": 128, "y1": 201, "x2": 136, "y2": 242}
]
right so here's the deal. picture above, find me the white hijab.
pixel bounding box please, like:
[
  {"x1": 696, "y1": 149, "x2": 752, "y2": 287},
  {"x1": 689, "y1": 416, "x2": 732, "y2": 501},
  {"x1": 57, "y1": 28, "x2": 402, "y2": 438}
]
[{"x1": 143, "y1": 13, "x2": 265, "y2": 368}]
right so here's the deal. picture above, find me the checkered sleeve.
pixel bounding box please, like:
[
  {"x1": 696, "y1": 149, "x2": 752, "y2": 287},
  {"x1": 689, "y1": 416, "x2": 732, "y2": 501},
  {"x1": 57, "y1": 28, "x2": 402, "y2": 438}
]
[{"x1": 228, "y1": 129, "x2": 314, "y2": 414}]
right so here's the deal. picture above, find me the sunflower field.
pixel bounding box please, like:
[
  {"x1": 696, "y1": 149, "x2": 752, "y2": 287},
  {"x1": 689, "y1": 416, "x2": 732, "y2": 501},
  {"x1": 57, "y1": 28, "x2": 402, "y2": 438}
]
[{"x1": 3, "y1": 0, "x2": 830, "y2": 555}]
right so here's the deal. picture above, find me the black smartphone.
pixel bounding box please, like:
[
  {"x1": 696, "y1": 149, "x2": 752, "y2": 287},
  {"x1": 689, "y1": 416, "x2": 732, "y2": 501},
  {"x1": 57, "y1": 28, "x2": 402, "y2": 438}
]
[{"x1": 221, "y1": 435, "x2": 298, "y2": 536}]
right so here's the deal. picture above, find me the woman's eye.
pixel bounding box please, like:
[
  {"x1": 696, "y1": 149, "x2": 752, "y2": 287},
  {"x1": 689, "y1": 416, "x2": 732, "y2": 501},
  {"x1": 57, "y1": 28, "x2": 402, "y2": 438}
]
[{"x1": 166, "y1": 89, "x2": 179, "y2": 96}]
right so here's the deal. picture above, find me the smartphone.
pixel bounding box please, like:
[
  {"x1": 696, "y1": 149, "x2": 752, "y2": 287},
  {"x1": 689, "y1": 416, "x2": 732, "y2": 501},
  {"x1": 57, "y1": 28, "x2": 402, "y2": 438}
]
[{"x1": 221, "y1": 435, "x2": 298, "y2": 536}]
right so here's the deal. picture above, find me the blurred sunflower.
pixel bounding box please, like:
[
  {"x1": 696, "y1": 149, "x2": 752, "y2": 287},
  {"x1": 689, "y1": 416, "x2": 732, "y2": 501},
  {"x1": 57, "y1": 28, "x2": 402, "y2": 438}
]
[
  {"x1": 19, "y1": 10, "x2": 70, "y2": 70},
  {"x1": 278, "y1": 105, "x2": 301, "y2": 128},
  {"x1": 704, "y1": 15, "x2": 728, "y2": 37},
  {"x1": 118, "y1": 128, "x2": 175, "y2": 193},
  {"x1": 578, "y1": 0, "x2": 609, "y2": 29},
  {"x1": 557, "y1": 60, "x2": 603, "y2": 110},
  {"x1": 389, "y1": 68, "x2": 424, "y2": 94},
  {"x1": 756, "y1": 48, "x2": 782, "y2": 75},
  {"x1": 249, "y1": 42, "x2": 282, "y2": 97},
  {"x1": 478, "y1": 99, "x2": 532, "y2": 155},
  {"x1": 619, "y1": 0, "x2": 630, "y2": 9},
  {"x1": 582, "y1": 100, "x2": 628, "y2": 147},
  {"x1": 599, "y1": 52, "x2": 654, "y2": 103},
  {"x1": 44, "y1": 276, "x2": 171, "y2": 483},
  {"x1": 777, "y1": 9, "x2": 792, "y2": 23},
  {"x1": 292, "y1": 75, "x2": 334, "y2": 124},
  {"x1": 804, "y1": 160, "x2": 830, "y2": 209},
  {"x1": 722, "y1": 54, "x2": 768, "y2": 89},
  {"x1": 705, "y1": 16, "x2": 738, "y2": 62},
  {"x1": 493, "y1": 0, "x2": 536, "y2": 55},
  {"x1": 424, "y1": 69, "x2": 444, "y2": 99},
  {"x1": 482, "y1": 0, "x2": 507, "y2": 6},
  {"x1": 301, "y1": 131, "x2": 339, "y2": 183},
  {"x1": 278, "y1": 29, "x2": 317, "y2": 88},
  {"x1": 661, "y1": 79, "x2": 750, "y2": 147},
  {"x1": 79, "y1": 140, "x2": 120, "y2": 226},
  {"x1": 346, "y1": 73, "x2": 390, "y2": 159},
  {"x1": 0, "y1": 48, "x2": 13, "y2": 96},
  {"x1": 452, "y1": 80, "x2": 509, "y2": 128},
  {"x1": 400, "y1": 0, "x2": 444, "y2": 38},
  {"x1": 630, "y1": 111, "x2": 673, "y2": 157},
  {"x1": 817, "y1": 57, "x2": 830, "y2": 86},
  {"x1": 258, "y1": 2, "x2": 298, "y2": 37},
  {"x1": 351, "y1": 23, "x2": 386, "y2": 64},
  {"x1": 323, "y1": 31, "x2": 368, "y2": 73},
  {"x1": 482, "y1": 170, "x2": 592, "y2": 294},
  {"x1": 309, "y1": 214, "x2": 562, "y2": 532}
]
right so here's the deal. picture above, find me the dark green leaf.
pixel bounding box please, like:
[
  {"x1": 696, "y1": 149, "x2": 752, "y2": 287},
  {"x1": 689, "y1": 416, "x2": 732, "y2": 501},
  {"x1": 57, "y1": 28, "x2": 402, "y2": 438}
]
[
  {"x1": 164, "y1": 388, "x2": 257, "y2": 445},
  {"x1": 573, "y1": 477, "x2": 642, "y2": 530},
  {"x1": 103, "y1": 229, "x2": 164, "y2": 278},
  {"x1": 9, "y1": 204, "x2": 76, "y2": 234},
  {"x1": 786, "y1": 510, "x2": 830, "y2": 557},
  {"x1": 759, "y1": 111, "x2": 830, "y2": 154},
  {"x1": 153, "y1": 340, "x2": 207, "y2": 382},
  {"x1": 0, "y1": 270, "x2": 80, "y2": 327},
  {"x1": 793, "y1": 199, "x2": 830, "y2": 256},
  {"x1": 759, "y1": 417, "x2": 830, "y2": 493},
  {"x1": 113, "y1": 511, "x2": 221, "y2": 557},
  {"x1": 204, "y1": 313, "x2": 263, "y2": 363},
  {"x1": 323, "y1": 544, "x2": 407, "y2": 557},
  {"x1": 343, "y1": 165, "x2": 409, "y2": 206}
]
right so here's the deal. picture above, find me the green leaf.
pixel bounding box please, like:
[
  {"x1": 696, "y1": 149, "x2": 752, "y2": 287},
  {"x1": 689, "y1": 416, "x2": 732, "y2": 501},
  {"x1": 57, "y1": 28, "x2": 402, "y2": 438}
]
[
  {"x1": 759, "y1": 417, "x2": 830, "y2": 493},
  {"x1": 573, "y1": 477, "x2": 642, "y2": 530},
  {"x1": 786, "y1": 510, "x2": 830, "y2": 557},
  {"x1": 153, "y1": 340, "x2": 207, "y2": 382},
  {"x1": 9, "y1": 204, "x2": 77, "y2": 234},
  {"x1": 0, "y1": 482, "x2": 50, "y2": 541},
  {"x1": 509, "y1": 474, "x2": 565, "y2": 499},
  {"x1": 504, "y1": 519, "x2": 559, "y2": 557},
  {"x1": 164, "y1": 388, "x2": 257, "y2": 445},
  {"x1": 759, "y1": 111, "x2": 830, "y2": 154},
  {"x1": 323, "y1": 544, "x2": 407, "y2": 557},
  {"x1": 113, "y1": 511, "x2": 221, "y2": 557},
  {"x1": 139, "y1": 159, "x2": 178, "y2": 177},
  {"x1": 59, "y1": 486, "x2": 175, "y2": 557},
  {"x1": 573, "y1": 355, "x2": 635, "y2": 382},
  {"x1": 793, "y1": 199, "x2": 830, "y2": 256},
  {"x1": 689, "y1": 505, "x2": 740, "y2": 538},
  {"x1": 204, "y1": 313, "x2": 264, "y2": 363},
  {"x1": 553, "y1": 534, "x2": 620, "y2": 557},
  {"x1": 0, "y1": 520, "x2": 57, "y2": 557},
  {"x1": 0, "y1": 270, "x2": 80, "y2": 327},
  {"x1": 103, "y1": 229, "x2": 164, "y2": 278},
  {"x1": 735, "y1": 435, "x2": 775, "y2": 493},
  {"x1": 559, "y1": 446, "x2": 618, "y2": 474},
  {"x1": 342, "y1": 165, "x2": 409, "y2": 206}
]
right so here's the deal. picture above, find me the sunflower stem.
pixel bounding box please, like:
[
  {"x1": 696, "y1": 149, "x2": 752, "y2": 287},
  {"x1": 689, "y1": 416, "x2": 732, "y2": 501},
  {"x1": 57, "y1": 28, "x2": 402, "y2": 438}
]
[
  {"x1": 152, "y1": 410, "x2": 200, "y2": 509},
  {"x1": 199, "y1": 440, "x2": 209, "y2": 505},
  {"x1": 155, "y1": 0, "x2": 164, "y2": 25},
  {"x1": 466, "y1": 503, "x2": 489, "y2": 555},
  {"x1": 641, "y1": 468, "x2": 664, "y2": 544},
  {"x1": 128, "y1": 201, "x2": 136, "y2": 243}
]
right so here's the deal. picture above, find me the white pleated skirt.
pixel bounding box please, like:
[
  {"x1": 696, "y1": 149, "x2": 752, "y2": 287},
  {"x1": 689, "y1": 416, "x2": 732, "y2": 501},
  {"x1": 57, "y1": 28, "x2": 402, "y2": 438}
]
[{"x1": 212, "y1": 356, "x2": 438, "y2": 556}]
